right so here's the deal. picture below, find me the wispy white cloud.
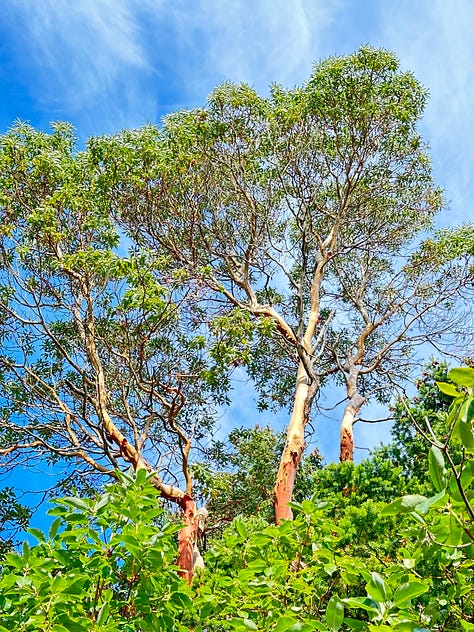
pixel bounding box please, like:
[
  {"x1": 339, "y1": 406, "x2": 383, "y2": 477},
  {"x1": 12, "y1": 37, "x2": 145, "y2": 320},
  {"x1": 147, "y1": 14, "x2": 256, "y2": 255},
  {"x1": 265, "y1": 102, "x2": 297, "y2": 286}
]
[
  {"x1": 378, "y1": 0, "x2": 474, "y2": 226},
  {"x1": 5, "y1": 0, "x2": 344, "y2": 133},
  {"x1": 7, "y1": 0, "x2": 159, "y2": 131},
  {"x1": 159, "y1": 0, "x2": 340, "y2": 92}
]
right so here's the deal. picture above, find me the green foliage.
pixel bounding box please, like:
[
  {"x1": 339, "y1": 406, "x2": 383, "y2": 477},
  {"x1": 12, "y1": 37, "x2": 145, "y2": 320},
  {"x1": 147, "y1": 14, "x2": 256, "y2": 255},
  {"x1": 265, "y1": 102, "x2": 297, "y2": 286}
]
[
  {"x1": 2, "y1": 370, "x2": 473, "y2": 630},
  {"x1": 0, "y1": 487, "x2": 31, "y2": 557},
  {"x1": 193, "y1": 426, "x2": 323, "y2": 524},
  {"x1": 0, "y1": 471, "x2": 190, "y2": 631}
]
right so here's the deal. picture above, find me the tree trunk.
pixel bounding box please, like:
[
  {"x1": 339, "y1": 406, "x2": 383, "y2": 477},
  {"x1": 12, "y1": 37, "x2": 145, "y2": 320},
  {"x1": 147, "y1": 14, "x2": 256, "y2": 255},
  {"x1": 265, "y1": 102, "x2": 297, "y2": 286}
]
[
  {"x1": 339, "y1": 393, "x2": 365, "y2": 462},
  {"x1": 176, "y1": 494, "x2": 199, "y2": 583},
  {"x1": 274, "y1": 362, "x2": 317, "y2": 523}
]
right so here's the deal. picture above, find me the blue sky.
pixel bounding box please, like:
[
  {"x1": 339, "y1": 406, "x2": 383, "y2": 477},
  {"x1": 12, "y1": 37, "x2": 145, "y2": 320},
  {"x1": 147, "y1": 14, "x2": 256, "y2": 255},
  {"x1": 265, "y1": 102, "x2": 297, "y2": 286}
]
[{"x1": 0, "y1": 1, "x2": 473, "y2": 523}]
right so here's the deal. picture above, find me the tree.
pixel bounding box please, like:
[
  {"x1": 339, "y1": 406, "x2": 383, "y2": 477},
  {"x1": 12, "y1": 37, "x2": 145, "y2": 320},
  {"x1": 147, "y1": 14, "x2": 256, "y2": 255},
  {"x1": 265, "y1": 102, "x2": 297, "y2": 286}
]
[
  {"x1": 193, "y1": 425, "x2": 323, "y2": 526},
  {"x1": 0, "y1": 122, "x2": 225, "y2": 579},
  {"x1": 0, "y1": 487, "x2": 30, "y2": 557},
  {"x1": 104, "y1": 47, "x2": 473, "y2": 521}
]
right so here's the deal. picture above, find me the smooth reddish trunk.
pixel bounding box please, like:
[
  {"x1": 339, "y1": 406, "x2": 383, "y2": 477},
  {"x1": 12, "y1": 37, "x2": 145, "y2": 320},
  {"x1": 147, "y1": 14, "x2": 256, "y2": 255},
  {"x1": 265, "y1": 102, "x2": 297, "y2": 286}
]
[
  {"x1": 274, "y1": 445, "x2": 304, "y2": 523},
  {"x1": 339, "y1": 394, "x2": 364, "y2": 462},
  {"x1": 274, "y1": 362, "x2": 316, "y2": 523},
  {"x1": 177, "y1": 494, "x2": 198, "y2": 583},
  {"x1": 340, "y1": 420, "x2": 354, "y2": 462}
]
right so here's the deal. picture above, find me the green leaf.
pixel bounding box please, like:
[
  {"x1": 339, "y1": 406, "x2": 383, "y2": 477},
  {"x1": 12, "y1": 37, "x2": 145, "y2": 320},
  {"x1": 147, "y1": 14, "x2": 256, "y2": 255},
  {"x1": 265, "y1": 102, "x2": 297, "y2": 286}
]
[
  {"x1": 342, "y1": 597, "x2": 381, "y2": 614},
  {"x1": 461, "y1": 397, "x2": 474, "y2": 423},
  {"x1": 235, "y1": 520, "x2": 248, "y2": 538},
  {"x1": 62, "y1": 497, "x2": 90, "y2": 511},
  {"x1": 48, "y1": 517, "x2": 62, "y2": 539},
  {"x1": 367, "y1": 572, "x2": 388, "y2": 602},
  {"x1": 325, "y1": 595, "x2": 344, "y2": 631},
  {"x1": 414, "y1": 489, "x2": 446, "y2": 514},
  {"x1": 449, "y1": 367, "x2": 474, "y2": 389},
  {"x1": 26, "y1": 527, "x2": 45, "y2": 543},
  {"x1": 458, "y1": 416, "x2": 474, "y2": 451},
  {"x1": 428, "y1": 445, "x2": 446, "y2": 491},
  {"x1": 436, "y1": 381, "x2": 460, "y2": 397},
  {"x1": 275, "y1": 617, "x2": 300, "y2": 632},
  {"x1": 381, "y1": 495, "x2": 427, "y2": 516},
  {"x1": 96, "y1": 601, "x2": 110, "y2": 625},
  {"x1": 393, "y1": 581, "x2": 429, "y2": 606},
  {"x1": 135, "y1": 467, "x2": 148, "y2": 484}
]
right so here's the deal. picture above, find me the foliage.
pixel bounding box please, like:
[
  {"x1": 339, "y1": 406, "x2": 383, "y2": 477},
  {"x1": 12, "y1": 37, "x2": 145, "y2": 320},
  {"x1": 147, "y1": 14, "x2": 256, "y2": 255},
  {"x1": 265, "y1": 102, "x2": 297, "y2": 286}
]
[
  {"x1": 2, "y1": 367, "x2": 473, "y2": 630},
  {"x1": 0, "y1": 470, "x2": 191, "y2": 631},
  {"x1": 0, "y1": 121, "x2": 228, "y2": 528},
  {"x1": 190, "y1": 367, "x2": 474, "y2": 631},
  {"x1": 0, "y1": 486, "x2": 31, "y2": 557},
  {"x1": 193, "y1": 426, "x2": 323, "y2": 524}
]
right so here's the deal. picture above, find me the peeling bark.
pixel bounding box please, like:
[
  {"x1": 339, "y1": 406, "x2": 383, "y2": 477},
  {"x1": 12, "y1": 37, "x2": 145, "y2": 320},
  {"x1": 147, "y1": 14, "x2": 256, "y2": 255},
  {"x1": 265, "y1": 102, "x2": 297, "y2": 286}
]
[
  {"x1": 176, "y1": 494, "x2": 198, "y2": 583},
  {"x1": 339, "y1": 386, "x2": 365, "y2": 462},
  {"x1": 274, "y1": 362, "x2": 317, "y2": 523}
]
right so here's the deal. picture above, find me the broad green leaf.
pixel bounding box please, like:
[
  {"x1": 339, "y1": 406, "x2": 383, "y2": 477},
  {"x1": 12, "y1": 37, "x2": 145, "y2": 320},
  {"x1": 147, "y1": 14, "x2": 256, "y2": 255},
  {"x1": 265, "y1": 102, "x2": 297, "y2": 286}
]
[
  {"x1": 275, "y1": 616, "x2": 299, "y2": 632},
  {"x1": 461, "y1": 397, "x2": 474, "y2": 423},
  {"x1": 325, "y1": 595, "x2": 344, "y2": 631},
  {"x1": 235, "y1": 520, "x2": 248, "y2": 539},
  {"x1": 381, "y1": 495, "x2": 427, "y2": 516},
  {"x1": 436, "y1": 381, "x2": 460, "y2": 397},
  {"x1": 393, "y1": 581, "x2": 429, "y2": 606},
  {"x1": 449, "y1": 367, "x2": 474, "y2": 389},
  {"x1": 343, "y1": 597, "x2": 381, "y2": 614},
  {"x1": 301, "y1": 499, "x2": 316, "y2": 514},
  {"x1": 458, "y1": 416, "x2": 474, "y2": 451},
  {"x1": 428, "y1": 445, "x2": 446, "y2": 491},
  {"x1": 62, "y1": 497, "x2": 90, "y2": 511},
  {"x1": 414, "y1": 489, "x2": 446, "y2": 514},
  {"x1": 48, "y1": 517, "x2": 62, "y2": 539},
  {"x1": 135, "y1": 466, "x2": 148, "y2": 484},
  {"x1": 96, "y1": 601, "x2": 110, "y2": 625},
  {"x1": 26, "y1": 527, "x2": 45, "y2": 543},
  {"x1": 367, "y1": 572, "x2": 388, "y2": 602}
]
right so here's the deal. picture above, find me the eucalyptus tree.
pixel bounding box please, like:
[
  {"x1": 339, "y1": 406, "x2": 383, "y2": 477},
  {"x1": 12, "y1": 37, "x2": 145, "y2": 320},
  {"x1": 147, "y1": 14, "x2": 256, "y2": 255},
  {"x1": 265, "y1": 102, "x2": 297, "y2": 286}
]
[
  {"x1": 0, "y1": 122, "x2": 222, "y2": 579},
  {"x1": 103, "y1": 47, "x2": 474, "y2": 522}
]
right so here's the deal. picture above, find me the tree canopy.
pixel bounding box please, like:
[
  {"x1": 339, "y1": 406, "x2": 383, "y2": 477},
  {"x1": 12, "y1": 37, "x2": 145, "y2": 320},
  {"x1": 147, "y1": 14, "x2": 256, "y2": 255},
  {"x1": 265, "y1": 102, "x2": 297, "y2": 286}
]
[{"x1": 0, "y1": 47, "x2": 473, "y2": 592}]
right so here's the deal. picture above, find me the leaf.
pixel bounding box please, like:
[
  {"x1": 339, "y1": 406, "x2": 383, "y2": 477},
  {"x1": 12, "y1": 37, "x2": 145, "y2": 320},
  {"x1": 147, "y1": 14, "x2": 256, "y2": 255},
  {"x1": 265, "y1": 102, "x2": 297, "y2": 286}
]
[
  {"x1": 275, "y1": 617, "x2": 299, "y2": 632},
  {"x1": 48, "y1": 517, "x2": 62, "y2": 539},
  {"x1": 325, "y1": 595, "x2": 344, "y2": 631},
  {"x1": 458, "y1": 416, "x2": 474, "y2": 451},
  {"x1": 381, "y1": 495, "x2": 427, "y2": 516},
  {"x1": 93, "y1": 494, "x2": 110, "y2": 514},
  {"x1": 436, "y1": 381, "x2": 460, "y2": 397},
  {"x1": 135, "y1": 467, "x2": 148, "y2": 484},
  {"x1": 96, "y1": 602, "x2": 110, "y2": 625},
  {"x1": 235, "y1": 520, "x2": 248, "y2": 539},
  {"x1": 26, "y1": 527, "x2": 45, "y2": 543},
  {"x1": 461, "y1": 397, "x2": 474, "y2": 424},
  {"x1": 428, "y1": 445, "x2": 446, "y2": 491},
  {"x1": 342, "y1": 597, "x2": 380, "y2": 615},
  {"x1": 449, "y1": 367, "x2": 474, "y2": 389},
  {"x1": 393, "y1": 581, "x2": 429, "y2": 606},
  {"x1": 62, "y1": 497, "x2": 90, "y2": 511},
  {"x1": 414, "y1": 489, "x2": 446, "y2": 514},
  {"x1": 366, "y1": 572, "x2": 388, "y2": 602}
]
